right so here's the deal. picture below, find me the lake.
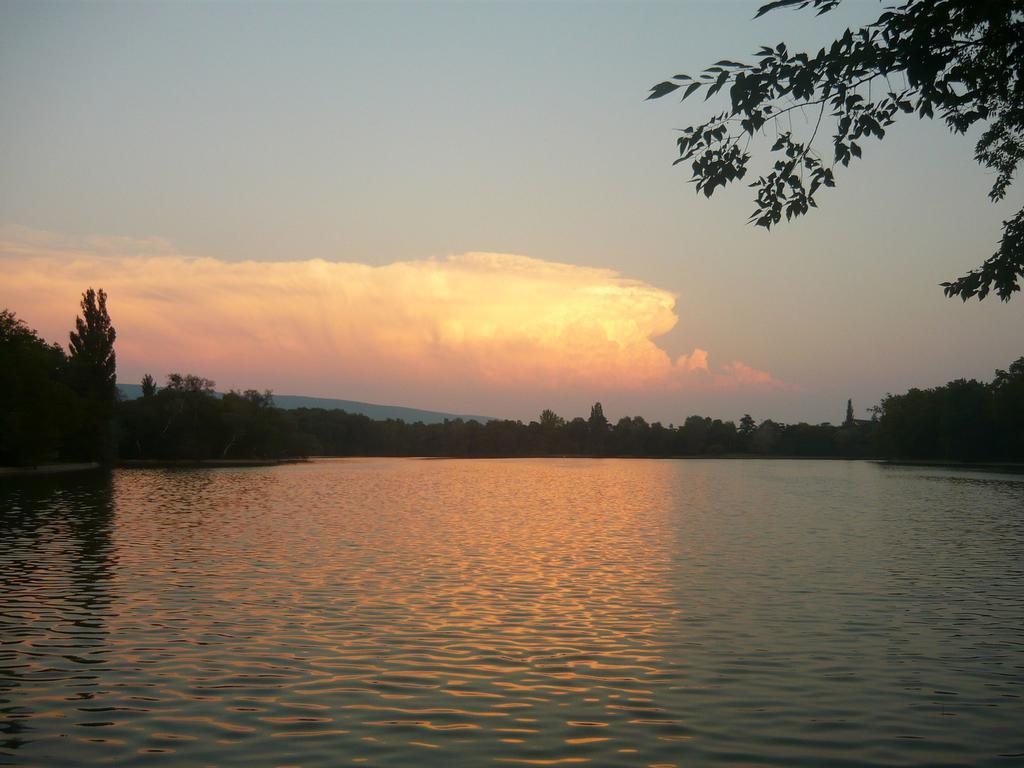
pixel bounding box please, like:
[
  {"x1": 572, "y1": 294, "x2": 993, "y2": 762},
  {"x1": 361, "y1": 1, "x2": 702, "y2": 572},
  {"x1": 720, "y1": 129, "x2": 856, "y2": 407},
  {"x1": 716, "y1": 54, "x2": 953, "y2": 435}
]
[{"x1": 2, "y1": 458, "x2": 1022, "y2": 767}]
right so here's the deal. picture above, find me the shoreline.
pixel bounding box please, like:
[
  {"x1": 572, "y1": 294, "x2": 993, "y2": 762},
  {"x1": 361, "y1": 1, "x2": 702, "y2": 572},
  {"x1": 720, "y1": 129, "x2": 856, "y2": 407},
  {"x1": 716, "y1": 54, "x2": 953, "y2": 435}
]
[
  {"x1": 5, "y1": 457, "x2": 1021, "y2": 475},
  {"x1": 875, "y1": 458, "x2": 1024, "y2": 473},
  {"x1": 0, "y1": 462, "x2": 102, "y2": 478},
  {"x1": 118, "y1": 458, "x2": 308, "y2": 469},
  {"x1": 321, "y1": 455, "x2": 1024, "y2": 471}
]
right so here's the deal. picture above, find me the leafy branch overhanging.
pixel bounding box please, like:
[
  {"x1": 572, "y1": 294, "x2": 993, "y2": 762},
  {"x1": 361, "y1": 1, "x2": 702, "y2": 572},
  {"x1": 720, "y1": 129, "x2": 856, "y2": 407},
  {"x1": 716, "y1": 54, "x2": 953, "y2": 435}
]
[{"x1": 649, "y1": 0, "x2": 1024, "y2": 301}]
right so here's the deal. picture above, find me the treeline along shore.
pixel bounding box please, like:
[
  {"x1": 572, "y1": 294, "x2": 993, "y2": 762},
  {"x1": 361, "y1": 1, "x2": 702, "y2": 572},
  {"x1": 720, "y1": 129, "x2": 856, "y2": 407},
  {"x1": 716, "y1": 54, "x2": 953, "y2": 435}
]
[{"x1": 2, "y1": 291, "x2": 1023, "y2": 467}]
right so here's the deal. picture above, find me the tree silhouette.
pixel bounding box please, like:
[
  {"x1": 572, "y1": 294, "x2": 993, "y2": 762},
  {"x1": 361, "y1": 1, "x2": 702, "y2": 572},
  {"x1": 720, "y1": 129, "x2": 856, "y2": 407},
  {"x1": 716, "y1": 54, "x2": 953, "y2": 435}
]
[
  {"x1": 649, "y1": 0, "x2": 1024, "y2": 301},
  {"x1": 66, "y1": 288, "x2": 117, "y2": 461},
  {"x1": 738, "y1": 413, "x2": 757, "y2": 436},
  {"x1": 141, "y1": 373, "x2": 157, "y2": 398},
  {"x1": 992, "y1": 357, "x2": 1024, "y2": 457},
  {"x1": 540, "y1": 409, "x2": 565, "y2": 430},
  {"x1": 165, "y1": 373, "x2": 215, "y2": 393},
  {"x1": 68, "y1": 288, "x2": 117, "y2": 403},
  {"x1": 845, "y1": 398, "x2": 855, "y2": 426},
  {"x1": 0, "y1": 310, "x2": 82, "y2": 465},
  {"x1": 587, "y1": 402, "x2": 609, "y2": 454}
]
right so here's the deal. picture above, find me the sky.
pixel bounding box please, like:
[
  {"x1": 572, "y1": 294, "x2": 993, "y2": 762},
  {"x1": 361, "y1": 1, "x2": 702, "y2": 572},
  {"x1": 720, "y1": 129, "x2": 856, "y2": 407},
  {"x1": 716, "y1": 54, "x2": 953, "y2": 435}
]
[{"x1": 2, "y1": 0, "x2": 1021, "y2": 425}]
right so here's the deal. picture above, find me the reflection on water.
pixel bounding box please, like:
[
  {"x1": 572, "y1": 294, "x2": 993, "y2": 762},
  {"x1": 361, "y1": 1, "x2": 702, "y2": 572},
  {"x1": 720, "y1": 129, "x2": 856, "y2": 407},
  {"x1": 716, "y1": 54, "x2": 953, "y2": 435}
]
[
  {"x1": 0, "y1": 472, "x2": 115, "y2": 758},
  {"x1": 1, "y1": 459, "x2": 1022, "y2": 767}
]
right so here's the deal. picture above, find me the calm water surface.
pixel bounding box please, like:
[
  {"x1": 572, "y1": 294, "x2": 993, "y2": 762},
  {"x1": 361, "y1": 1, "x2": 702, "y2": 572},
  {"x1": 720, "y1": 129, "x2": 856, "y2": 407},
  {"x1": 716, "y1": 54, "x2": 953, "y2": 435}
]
[{"x1": 1, "y1": 459, "x2": 1023, "y2": 767}]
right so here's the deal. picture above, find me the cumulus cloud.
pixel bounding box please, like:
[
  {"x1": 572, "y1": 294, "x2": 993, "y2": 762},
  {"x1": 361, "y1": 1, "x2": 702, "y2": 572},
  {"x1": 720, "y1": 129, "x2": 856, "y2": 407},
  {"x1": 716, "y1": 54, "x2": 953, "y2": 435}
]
[{"x1": 0, "y1": 226, "x2": 786, "y2": 400}]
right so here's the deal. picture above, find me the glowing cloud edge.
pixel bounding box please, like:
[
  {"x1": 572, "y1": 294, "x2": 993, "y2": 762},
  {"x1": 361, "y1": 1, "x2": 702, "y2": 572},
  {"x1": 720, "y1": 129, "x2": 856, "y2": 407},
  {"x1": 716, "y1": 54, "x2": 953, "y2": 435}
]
[{"x1": 0, "y1": 226, "x2": 789, "y2": 399}]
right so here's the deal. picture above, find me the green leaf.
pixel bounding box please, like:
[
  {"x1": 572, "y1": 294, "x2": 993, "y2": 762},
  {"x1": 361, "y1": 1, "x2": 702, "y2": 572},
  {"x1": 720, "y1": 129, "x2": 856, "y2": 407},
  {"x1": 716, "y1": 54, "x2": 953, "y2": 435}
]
[
  {"x1": 647, "y1": 81, "x2": 681, "y2": 100},
  {"x1": 705, "y1": 71, "x2": 730, "y2": 100},
  {"x1": 681, "y1": 82, "x2": 702, "y2": 101}
]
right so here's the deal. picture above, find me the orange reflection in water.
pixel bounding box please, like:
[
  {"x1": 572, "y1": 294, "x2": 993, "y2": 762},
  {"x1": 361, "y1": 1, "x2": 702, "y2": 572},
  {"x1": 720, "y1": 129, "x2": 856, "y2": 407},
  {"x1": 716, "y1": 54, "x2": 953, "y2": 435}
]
[{"x1": 100, "y1": 458, "x2": 691, "y2": 766}]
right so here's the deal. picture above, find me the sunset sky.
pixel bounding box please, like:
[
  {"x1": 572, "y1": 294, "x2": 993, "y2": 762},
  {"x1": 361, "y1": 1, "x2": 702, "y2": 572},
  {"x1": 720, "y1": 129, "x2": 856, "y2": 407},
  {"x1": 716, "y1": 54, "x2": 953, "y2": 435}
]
[{"x1": 2, "y1": 0, "x2": 1021, "y2": 425}]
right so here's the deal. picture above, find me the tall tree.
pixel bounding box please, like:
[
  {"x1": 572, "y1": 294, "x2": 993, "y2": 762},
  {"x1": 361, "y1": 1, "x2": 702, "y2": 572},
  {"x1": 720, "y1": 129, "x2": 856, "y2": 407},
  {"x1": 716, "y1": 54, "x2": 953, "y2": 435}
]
[
  {"x1": 68, "y1": 288, "x2": 117, "y2": 403},
  {"x1": 67, "y1": 288, "x2": 117, "y2": 461},
  {"x1": 649, "y1": 0, "x2": 1024, "y2": 301},
  {"x1": 588, "y1": 402, "x2": 609, "y2": 454}
]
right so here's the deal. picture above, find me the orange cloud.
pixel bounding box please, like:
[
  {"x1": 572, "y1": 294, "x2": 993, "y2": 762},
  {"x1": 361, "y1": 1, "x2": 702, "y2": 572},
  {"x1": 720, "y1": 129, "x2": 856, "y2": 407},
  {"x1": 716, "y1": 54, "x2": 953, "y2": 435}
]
[{"x1": 0, "y1": 226, "x2": 786, "y2": 397}]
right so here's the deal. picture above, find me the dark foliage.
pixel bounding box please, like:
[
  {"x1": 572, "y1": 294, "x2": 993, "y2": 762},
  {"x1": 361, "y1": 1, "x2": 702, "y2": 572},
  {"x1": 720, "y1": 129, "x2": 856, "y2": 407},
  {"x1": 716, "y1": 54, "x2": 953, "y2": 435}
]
[
  {"x1": 115, "y1": 359, "x2": 1024, "y2": 463},
  {"x1": 67, "y1": 288, "x2": 118, "y2": 461},
  {"x1": 649, "y1": 0, "x2": 1024, "y2": 301},
  {"x1": 117, "y1": 376, "x2": 313, "y2": 461},
  {"x1": 0, "y1": 310, "x2": 84, "y2": 466},
  {"x1": 115, "y1": 390, "x2": 879, "y2": 461},
  {"x1": 68, "y1": 288, "x2": 117, "y2": 402},
  {"x1": 874, "y1": 356, "x2": 1024, "y2": 461},
  {"x1": 1, "y1": 290, "x2": 120, "y2": 465}
]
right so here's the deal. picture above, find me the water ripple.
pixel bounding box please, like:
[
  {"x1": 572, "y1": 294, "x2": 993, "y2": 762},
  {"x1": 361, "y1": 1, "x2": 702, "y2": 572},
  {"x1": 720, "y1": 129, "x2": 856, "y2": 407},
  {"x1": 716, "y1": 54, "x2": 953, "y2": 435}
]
[{"x1": 1, "y1": 459, "x2": 1023, "y2": 766}]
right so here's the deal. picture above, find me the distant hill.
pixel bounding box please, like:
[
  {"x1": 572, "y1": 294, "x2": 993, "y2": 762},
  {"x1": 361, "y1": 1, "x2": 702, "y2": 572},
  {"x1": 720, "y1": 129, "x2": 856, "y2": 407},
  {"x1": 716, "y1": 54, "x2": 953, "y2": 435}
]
[{"x1": 117, "y1": 383, "x2": 492, "y2": 425}]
